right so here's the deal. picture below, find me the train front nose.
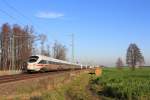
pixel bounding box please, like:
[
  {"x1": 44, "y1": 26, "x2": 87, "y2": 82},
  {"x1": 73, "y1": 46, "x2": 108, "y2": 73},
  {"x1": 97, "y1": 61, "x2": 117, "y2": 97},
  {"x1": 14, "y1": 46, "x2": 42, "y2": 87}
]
[
  {"x1": 27, "y1": 63, "x2": 41, "y2": 72},
  {"x1": 27, "y1": 55, "x2": 40, "y2": 72},
  {"x1": 27, "y1": 63, "x2": 35, "y2": 71}
]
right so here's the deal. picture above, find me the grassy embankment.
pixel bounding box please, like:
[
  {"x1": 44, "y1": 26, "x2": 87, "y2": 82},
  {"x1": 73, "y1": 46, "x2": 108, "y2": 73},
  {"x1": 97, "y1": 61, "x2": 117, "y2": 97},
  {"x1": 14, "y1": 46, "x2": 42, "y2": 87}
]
[
  {"x1": 2, "y1": 72, "x2": 99, "y2": 100},
  {"x1": 2, "y1": 68, "x2": 150, "y2": 100},
  {"x1": 90, "y1": 68, "x2": 150, "y2": 100}
]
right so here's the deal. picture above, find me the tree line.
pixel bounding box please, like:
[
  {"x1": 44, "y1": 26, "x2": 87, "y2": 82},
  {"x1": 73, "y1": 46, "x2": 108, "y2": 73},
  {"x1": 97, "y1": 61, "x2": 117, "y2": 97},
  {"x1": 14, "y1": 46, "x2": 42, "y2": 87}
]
[{"x1": 0, "y1": 23, "x2": 67, "y2": 70}]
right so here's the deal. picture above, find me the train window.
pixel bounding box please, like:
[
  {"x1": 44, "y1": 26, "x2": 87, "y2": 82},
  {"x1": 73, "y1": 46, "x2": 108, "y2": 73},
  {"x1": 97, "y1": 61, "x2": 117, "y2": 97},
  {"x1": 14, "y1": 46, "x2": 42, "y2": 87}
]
[
  {"x1": 38, "y1": 60, "x2": 47, "y2": 64},
  {"x1": 53, "y1": 62, "x2": 56, "y2": 64},
  {"x1": 48, "y1": 61, "x2": 51, "y2": 64},
  {"x1": 55, "y1": 62, "x2": 58, "y2": 64},
  {"x1": 28, "y1": 56, "x2": 39, "y2": 63},
  {"x1": 48, "y1": 61, "x2": 54, "y2": 64},
  {"x1": 46, "y1": 61, "x2": 49, "y2": 64},
  {"x1": 57, "y1": 62, "x2": 60, "y2": 64}
]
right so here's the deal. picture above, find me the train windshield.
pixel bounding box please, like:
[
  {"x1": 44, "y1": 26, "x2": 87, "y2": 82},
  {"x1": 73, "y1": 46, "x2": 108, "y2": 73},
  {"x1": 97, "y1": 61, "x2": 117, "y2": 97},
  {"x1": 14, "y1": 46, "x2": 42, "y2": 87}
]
[{"x1": 28, "y1": 56, "x2": 39, "y2": 63}]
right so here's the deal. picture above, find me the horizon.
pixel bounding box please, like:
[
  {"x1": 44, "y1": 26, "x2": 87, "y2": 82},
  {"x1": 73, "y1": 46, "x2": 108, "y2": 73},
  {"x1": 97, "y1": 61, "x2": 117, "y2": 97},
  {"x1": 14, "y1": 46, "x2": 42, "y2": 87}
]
[{"x1": 0, "y1": 0, "x2": 150, "y2": 66}]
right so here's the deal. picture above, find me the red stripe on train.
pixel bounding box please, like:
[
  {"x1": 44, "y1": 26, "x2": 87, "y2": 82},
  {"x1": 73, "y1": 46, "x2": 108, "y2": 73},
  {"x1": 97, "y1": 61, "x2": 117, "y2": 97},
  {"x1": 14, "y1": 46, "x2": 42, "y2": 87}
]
[
  {"x1": 36, "y1": 64, "x2": 49, "y2": 66},
  {"x1": 36, "y1": 64, "x2": 44, "y2": 66}
]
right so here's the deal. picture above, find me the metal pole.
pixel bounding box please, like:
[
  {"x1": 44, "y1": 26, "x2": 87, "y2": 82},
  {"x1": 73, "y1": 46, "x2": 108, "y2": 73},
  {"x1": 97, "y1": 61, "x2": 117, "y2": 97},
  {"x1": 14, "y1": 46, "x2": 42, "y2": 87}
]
[
  {"x1": 71, "y1": 33, "x2": 74, "y2": 63},
  {"x1": 12, "y1": 34, "x2": 15, "y2": 70},
  {"x1": 9, "y1": 36, "x2": 11, "y2": 70}
]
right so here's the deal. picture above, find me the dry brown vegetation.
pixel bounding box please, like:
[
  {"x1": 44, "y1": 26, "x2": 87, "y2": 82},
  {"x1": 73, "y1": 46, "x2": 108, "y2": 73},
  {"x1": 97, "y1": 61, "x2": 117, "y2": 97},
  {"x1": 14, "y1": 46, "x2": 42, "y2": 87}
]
[
  {"x1": 0, "y1": 23, "x2": 68, "y2": 71},
  {"x1": 0, "y1": 70, "x2": 98, "y2": 100},
  {"x1": 0, "y1": 23, "x2": 33, "y2": 70}
]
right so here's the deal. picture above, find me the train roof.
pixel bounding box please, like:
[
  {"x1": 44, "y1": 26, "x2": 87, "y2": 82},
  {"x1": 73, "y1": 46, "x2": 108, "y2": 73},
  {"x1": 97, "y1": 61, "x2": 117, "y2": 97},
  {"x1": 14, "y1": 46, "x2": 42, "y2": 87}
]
[{"x1": 31, "y1": 55, "x2": 80, "y2": 66}]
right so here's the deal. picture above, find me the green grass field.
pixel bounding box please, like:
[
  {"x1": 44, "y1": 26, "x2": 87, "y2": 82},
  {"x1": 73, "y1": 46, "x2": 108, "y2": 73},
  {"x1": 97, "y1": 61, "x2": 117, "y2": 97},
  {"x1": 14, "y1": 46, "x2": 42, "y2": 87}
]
[{"x1": 90, "y1": 67, "x2": 150, "y2": 100}]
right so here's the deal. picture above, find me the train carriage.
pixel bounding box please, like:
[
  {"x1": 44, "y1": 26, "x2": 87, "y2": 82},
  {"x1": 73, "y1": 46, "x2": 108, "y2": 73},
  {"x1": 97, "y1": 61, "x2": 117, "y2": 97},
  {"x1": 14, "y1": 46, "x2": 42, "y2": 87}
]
[{"x1": 27, "y1": 55, "x2": 82, "y2": 72}]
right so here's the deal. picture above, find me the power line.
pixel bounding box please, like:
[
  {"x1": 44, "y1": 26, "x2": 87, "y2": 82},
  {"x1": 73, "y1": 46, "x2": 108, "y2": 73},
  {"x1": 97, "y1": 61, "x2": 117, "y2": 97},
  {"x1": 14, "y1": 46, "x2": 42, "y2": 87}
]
[
  {"x1": 0, "y1": 9, "x2": 21, "y2": 21},
  {"x1": 2, "y1": 0, "x2": 41, "y2": 31},
  {"x1": 2, "y1": 0, "x2": 32, "y2": 23},
  {"x1": 1, "y1": 0, "x2": 62, "y2": 42}
]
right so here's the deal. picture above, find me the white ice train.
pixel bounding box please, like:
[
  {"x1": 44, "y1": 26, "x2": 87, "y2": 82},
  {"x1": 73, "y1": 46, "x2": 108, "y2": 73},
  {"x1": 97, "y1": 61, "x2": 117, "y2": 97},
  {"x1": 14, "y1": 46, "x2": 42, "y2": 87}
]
[{"x1": 27, "y1": 55, "x2": 86, "y2": 72}]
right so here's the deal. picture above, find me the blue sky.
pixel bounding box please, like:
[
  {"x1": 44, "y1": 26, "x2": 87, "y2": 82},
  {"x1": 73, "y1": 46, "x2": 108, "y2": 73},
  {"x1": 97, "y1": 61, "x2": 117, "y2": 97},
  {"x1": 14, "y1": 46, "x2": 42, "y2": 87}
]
[{"x1": 0, "y1": 0, "x2": 150, "y2": 66}]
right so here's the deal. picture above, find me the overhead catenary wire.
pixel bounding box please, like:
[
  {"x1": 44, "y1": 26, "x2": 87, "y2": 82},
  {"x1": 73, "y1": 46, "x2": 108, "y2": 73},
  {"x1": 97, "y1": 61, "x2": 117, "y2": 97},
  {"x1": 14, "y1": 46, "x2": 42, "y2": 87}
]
[
  {"x1": 2, "y1": 0, "x2": 33, "y2": 22},
  {"x1": 2, "y1": 0, "x2": 41, "y2": 32},
  {"x1": 0, "y1": 8, "x2": 25, "y2": 25},
  {"x1": 1, "y1": 0, "x2": 67, "y2": 41}
]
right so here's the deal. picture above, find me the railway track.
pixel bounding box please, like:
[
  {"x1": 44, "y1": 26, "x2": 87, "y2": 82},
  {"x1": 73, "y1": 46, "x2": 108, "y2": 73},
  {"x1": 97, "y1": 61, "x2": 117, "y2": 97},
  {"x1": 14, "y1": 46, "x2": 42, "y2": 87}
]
[{"x1": 0, "y1": 71, "x2": 67, "y2": 84}]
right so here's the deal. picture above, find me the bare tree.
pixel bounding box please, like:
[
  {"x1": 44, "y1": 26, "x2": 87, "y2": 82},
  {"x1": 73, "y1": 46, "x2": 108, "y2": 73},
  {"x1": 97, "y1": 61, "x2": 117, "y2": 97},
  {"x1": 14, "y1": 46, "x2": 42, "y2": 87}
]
[
  {"x1": 0, "y1": 23, "x2": 34, "y2": 70},
  {"x1": 39, "y1": 34, "x2": 47, "y2": 55},
  {"x1": 126, "y1": 43, "x2": 145, "y2": 70},
  {"x1": 52, "y1": 41, "x2": 67, "y2": 60},
  {"x1": 44, "y1": 44, "x2": 51, "y2": 56},
  {"x1": 0, "y1": 23, "x2": 11, "y2": 70},
  {"x1": 116, "y1": 58, "x2": 123, "y2": 69}
]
